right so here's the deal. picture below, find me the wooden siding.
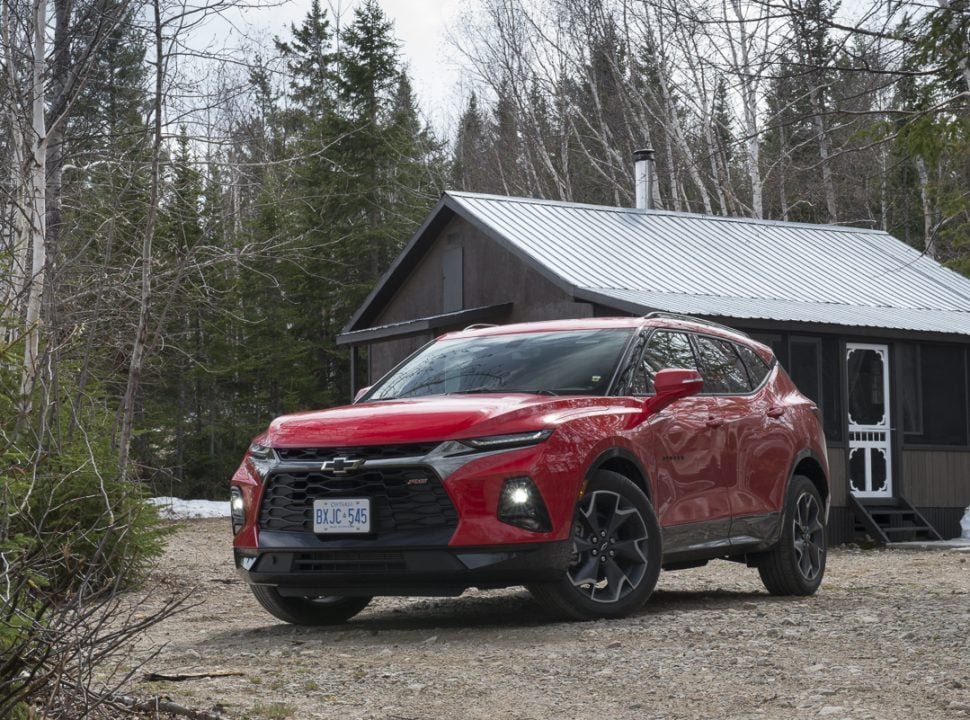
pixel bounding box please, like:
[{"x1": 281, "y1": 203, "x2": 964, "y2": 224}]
[
  {"x1": 828, "y1": 507, "x2": 854, "y2": 545},
  {"x1": 827, "y1": 445, "x2": 847, "y2": 506},
  {"x1": 368, "y1": 216, "x2": 587, "y2": 379},
  {"x1": 900, "y1": 450, "x2": 970, "y2": 507}
]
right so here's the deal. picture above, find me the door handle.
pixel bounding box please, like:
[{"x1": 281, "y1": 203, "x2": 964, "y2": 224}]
[
  {"x1": 706, "y1": 416, "x2": 724, "y2": 429},
  {"x1": 766, "y1": 406, "x2": 785, "y2": 418}
]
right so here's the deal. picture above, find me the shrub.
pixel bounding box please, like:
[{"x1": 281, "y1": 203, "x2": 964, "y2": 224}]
[{"x1": 0, "y1": 352, "x2": 175, "y2": 717}]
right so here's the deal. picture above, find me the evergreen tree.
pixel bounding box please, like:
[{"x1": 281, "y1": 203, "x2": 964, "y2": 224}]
[
  {"x1": 453, "y1": 93, "x2": 487, "y2": 191},
  {"x1": 275, "y1": 0, "x2": 337, "y2": 118}
]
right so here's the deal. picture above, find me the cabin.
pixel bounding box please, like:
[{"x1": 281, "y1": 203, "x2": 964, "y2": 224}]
[{"x1": 337, "y1": 189, "x2": 970, "y2": 543}]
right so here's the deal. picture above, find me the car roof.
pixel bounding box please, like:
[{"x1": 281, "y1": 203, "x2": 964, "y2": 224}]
[{"x1": 440, "y1": 316, "x2": 764, "y2": 351}]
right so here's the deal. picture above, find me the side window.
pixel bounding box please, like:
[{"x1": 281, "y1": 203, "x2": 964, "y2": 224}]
[
  {"x1": 693, "y1": 335, "x2": 751, "y2": 394},
  {"x1": 736, "y1": 344, "x2": 771, "y2": 389},
  {"x1": 631, "y1": 331, "x2": 698, "y2": 394}
]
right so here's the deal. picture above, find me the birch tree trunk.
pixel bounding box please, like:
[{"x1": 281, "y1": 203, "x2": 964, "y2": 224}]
[
  {"x1": 936, "y1": 0, "x2": 970, "y2": 94},
  {"x1": 915, "y1": 155, "x2": 935, "y2": 259},
  {"x1": 1, "y1": 0, "x2": 28, "y2": 342},
  {"x1": 722, "y1": 0, "x2": 767, "y2": 219},
  {"x1": 20, "y1": 0, "x2": 48, "y2": 416},
  {"x1": 810, "y1": 84, "x2": 838, "y2": 223},
  {"x1": 778, "y1": 123, "x2": 790, "y2": 221}
]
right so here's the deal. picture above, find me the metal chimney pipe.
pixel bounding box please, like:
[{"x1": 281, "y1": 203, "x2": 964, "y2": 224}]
[{"x1": 634, "y1": 147, "x2": 655, "y2": 210}]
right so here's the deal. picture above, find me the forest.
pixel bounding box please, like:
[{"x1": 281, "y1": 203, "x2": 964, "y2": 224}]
[{"x1": 0, "y1": 0, "x2": 968, "y2": 499}]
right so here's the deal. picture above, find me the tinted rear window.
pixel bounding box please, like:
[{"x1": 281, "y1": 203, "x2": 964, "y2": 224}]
[
  {"x1": 736, "y1": 344, "x2": 771, "y2": 389},
  {"x1": 693, "y1": 335, "x2": 751, "y2": 394}
]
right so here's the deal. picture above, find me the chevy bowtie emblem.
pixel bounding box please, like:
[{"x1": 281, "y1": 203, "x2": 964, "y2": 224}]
[{"x1": 321, "y1": 457, "x2": 365, "y2": 475}]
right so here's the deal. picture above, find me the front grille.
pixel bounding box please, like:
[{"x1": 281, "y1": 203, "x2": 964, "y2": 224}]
[
  {"x1": 274, "y1": 443, "x2": 439, "y2": 463},
  {"x1": 292, "y1": 551, "x2": 407, "y2": 573},
  {"x1": 259, "y1": 467, "x2": 458, "y2": 534}
]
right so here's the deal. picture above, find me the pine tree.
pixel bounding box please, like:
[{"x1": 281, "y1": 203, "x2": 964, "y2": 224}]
[
  {"x1": 453, "y1": 93, "x2": 487, "y2": 190},
  {"x1": 275, "y1": 0, "x2": 337, "y2": 118}
]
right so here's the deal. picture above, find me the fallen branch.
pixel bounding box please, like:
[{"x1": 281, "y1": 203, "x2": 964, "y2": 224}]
[
  {"x1": 109, "y1": 692, "x2": 227, "y2": 719},
  {"x1": 143, "y1": 670, "x2": 245, "y2": 682}
]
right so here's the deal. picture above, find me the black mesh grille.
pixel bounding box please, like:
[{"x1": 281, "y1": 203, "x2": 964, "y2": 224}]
[
  {"x1": 259, "y1": 467, "x2": 457, "y2": 534},
  {"x1": 274, "y1": 443, "x2": 440, "y2": 463},
  {"x1": 292, "y1": 551, "x2": 407, "y2": 573}
]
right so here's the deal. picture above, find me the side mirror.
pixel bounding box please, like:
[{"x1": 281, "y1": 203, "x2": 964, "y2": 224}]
[
  {"x1": 353, "y1": 386, "x2": 372, "y2": 403},
  {"x1": 644, "y1": 369, "x2": 704, "y2": 415}
]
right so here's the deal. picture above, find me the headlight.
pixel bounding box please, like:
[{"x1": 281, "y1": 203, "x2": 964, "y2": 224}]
[
  {"x1": 247, "y1": 442, "x2": 278, "y2": 479},
  {"x1": 248, "y1": 442, "x2": 274, "y2": 460},
  {"x1": 230, "y1": 486, "x2": 246, "y2": 534},
  {"x1": 425, "y1": 429, "x2": 554, "y2": 480},
  {"x1": 459, "y1": 429, "x2": 553, "y2": 450}
]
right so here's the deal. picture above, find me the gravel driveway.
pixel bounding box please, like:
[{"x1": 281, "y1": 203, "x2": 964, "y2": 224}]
[{"x1": 129, "y1": 519, "x2": 970, "y2": 720}]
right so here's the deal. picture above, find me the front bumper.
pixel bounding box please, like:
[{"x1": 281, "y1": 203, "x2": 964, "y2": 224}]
[{"x1": 235, "y1": 530, "x2": 572, "y2": 596}]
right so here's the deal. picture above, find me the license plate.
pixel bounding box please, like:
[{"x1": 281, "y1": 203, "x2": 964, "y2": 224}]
[{"x1": 312, "y1": 498, "x2": 371, "y2": 534}]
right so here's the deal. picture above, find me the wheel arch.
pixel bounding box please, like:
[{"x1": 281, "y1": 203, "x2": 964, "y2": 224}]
[
  {"x1": 588, "y1": 448, "x2": 652, "y2": 502},
  {"x1": 789, "y1": 449, "x2": 829, "y2": 509}
]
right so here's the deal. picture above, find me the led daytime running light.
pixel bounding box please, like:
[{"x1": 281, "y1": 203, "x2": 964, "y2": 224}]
[{"x1": 461, "y1": 429, "x2": 553, "y2": 450}]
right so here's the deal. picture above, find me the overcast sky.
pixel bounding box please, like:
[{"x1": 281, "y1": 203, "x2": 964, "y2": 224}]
[{"x1": 217, "y1": 0, "x2": 469, "y2": 134}]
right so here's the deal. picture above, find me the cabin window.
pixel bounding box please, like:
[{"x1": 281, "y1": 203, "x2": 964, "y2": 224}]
[
  {"x1": 789, "y1": 337, "x2": 822, "y2": 408},
  {"x1": 780, "y1": 335, "x2": 842, "y2": 442},
  {"x1": 820, "y1": 338, "x2": 843, "y2": 442},
  {"x1": 900, "y1": 343, "x2": 968, "y2": 446},
  {"x1": 898, "y1": 344, "x2": 923, "y2": 435}
]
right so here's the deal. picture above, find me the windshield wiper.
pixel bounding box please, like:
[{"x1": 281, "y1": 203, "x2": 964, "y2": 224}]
[{"x1": 451, "y1": 387, "x2": 559, "y2": 396}]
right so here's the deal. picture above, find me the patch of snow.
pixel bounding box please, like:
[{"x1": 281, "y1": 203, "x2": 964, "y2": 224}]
[
  {"x1": 149, "y1": 497, "x2": 230, "y2": 520},
  {"x1": 961, "y1": 505, "x2": 970, "y2": 540}
]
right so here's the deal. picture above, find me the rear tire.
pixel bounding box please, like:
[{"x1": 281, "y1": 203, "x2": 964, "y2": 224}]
[
  {"x1": 758, "y1": 475, "x2": 827, "y2": 596},
  {"x1": 527, "y1": 470, "x2": 662, "y2": 620},
  {"x1": 250, "y1": 585, "x2": 372, "y2": 625}
]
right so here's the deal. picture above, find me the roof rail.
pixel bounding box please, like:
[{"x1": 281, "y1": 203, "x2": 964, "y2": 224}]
[
  {"x1": 643, "y1": 311, "x2": 749, "y2": 337},
  {"x1": 463, "y1": 323, "x2": 498, "y2": 331}
]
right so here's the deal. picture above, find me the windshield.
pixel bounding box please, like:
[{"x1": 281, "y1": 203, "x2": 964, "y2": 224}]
[{"x1": 367, "y1": 328, "x2": 634, "y2": 401}]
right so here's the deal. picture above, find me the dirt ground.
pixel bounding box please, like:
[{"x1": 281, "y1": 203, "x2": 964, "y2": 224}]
[{"x1": 126, "y1": 519, "x2": 970, "y2": 720}]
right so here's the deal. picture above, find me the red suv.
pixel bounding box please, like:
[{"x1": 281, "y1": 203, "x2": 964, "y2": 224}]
[{"x1": 230, "y1": 315, "x2": 829, "y2": 623}]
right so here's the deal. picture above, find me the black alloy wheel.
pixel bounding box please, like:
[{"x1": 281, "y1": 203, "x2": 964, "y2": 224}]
[
  {"x1": 527, "y1": 469, "x2": 662, "y2": 620},
  {"x1": 758, "y1": 474, "x2": 827, "y2": 596},
  {"x1": 792, "y1": 487, "x2": 825, "y2": 582},
  {"x1": 568, "y1": 488, "x2": 650, "y2": 604}
]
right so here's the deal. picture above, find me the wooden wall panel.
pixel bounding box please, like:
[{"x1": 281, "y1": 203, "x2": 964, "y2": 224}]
[
  {"x1": 367, "y1": 217, "x2": 589, "y2": 379},
  {"x1": 827, "y1": 445, "x2": 847, "y2": 506},
  {"x1": 901, "y1": 450, "x2": 970, "y2": 507}
]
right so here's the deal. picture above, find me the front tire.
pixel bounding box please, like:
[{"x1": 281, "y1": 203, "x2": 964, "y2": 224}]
[
  {"x1": 528, "y1": 470, "x2": 662, "y2": 620},
  {"x1": 758, "y1": 475, "x2": 827, "y2": 596},
  {"x1": 250, "y1": 585, "x2": 372, "y2": 625}
]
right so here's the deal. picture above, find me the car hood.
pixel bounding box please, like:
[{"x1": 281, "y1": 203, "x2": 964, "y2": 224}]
[{"x1": 261, "y1": 394, "x2": 638, "y2": 447}]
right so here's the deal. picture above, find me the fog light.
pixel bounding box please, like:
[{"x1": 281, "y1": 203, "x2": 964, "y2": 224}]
[
  {"x1": 498, "y1": 477, "x2": 551, "y2": 532},
  {"x1": 230, "y1": 486, "x2": 246, "y2": 535}
]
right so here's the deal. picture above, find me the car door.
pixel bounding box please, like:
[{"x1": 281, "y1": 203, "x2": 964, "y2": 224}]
[
  {"x1": 690, "y1": 335, "x2": 756, "y2": 533},
  {"x1": 727, "y1": 342, "x2": 795, "y2": 526},
  {"x1": 626, "y1": 330, "x2": 732, "y2": 539}
]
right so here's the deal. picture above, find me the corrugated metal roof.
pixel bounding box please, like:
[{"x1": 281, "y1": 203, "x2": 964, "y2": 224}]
[{"x1": 446, "y1": 191, "x2": 970, "y2": 336}]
